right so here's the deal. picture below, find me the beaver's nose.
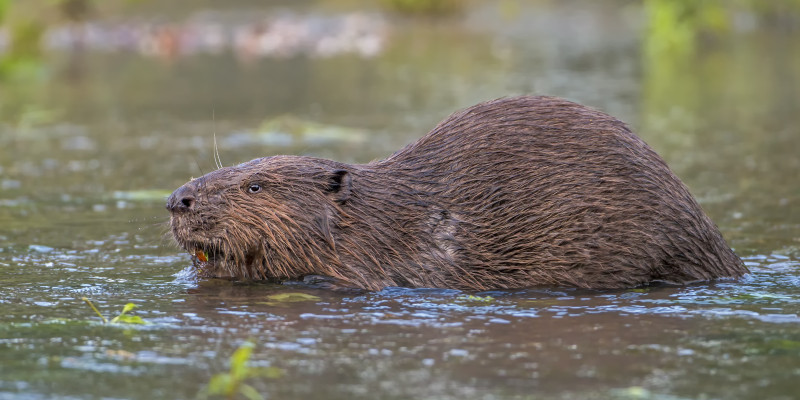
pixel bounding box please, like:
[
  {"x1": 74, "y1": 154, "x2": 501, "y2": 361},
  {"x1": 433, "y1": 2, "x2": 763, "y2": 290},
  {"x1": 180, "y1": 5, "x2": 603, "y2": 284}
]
[{"x1": 166, "y1": 184, "x2": 197, "y2": 213}]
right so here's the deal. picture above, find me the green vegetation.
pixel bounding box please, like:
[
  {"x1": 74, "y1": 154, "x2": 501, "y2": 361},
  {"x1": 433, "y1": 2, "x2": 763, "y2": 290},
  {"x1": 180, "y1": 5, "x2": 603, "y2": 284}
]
[
  {"x1": 640, "y1": 0, "x2": 800, "y2": 164},
  {"x1": 380, "y1": 0, "x2": 464, "y2": 16},
  {"x1": 0, "y1": 0, "x2": 132, "y2": 80},
  {"x1": 261, "y1": 292, "x2": 321, "y2": 306},
  {"x1": 457, "y1": 294, "x2": 495, "y2": 303},
  {"x1": 643, "y1": 0, "x2": 728, "y2": 59},
  {"x1": 82, "y1": 297, "x2": 146, "y2": 325},
  {"x1": 201, "y1": 341, "x2": 284, "y2": 400},
  {"x1": 0, "y1": 0, "x2": 69, "y2": 81},
  {"x1": 643, "y1": 0, "x2": 800, "y2": 69}
]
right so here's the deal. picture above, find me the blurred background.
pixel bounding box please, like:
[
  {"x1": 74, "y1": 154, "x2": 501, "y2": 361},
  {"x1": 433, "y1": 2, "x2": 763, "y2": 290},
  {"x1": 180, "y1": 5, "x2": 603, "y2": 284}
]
[
  {"x1": 1, "y1": 0, "x2": 798, "y2": 255},
  {"x1": 1, "y1": 1, "x2": 799, "y2": 399}
]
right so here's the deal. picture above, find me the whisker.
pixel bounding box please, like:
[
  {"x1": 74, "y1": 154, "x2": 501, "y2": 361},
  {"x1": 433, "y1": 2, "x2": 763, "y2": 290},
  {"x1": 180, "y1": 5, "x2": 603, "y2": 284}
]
[
  {"x1": 194, "y1": 158, "x2": 205, "y2": 176},
  {"x1": 213, "y1": 109, "x2": 223, "y2": 170}
]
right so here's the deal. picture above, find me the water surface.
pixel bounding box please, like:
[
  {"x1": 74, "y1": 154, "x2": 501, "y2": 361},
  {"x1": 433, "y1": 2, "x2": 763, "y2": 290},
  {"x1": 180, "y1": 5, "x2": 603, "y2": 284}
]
[{"x1": 1, "y1": 2, "x2": 798, "y2": 399}]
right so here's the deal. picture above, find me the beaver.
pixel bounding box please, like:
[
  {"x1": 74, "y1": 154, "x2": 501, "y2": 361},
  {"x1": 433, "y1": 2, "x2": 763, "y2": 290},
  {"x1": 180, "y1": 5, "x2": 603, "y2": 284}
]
[{"x1": 167, "y1": 96, "x2": 747, "y2": 291}]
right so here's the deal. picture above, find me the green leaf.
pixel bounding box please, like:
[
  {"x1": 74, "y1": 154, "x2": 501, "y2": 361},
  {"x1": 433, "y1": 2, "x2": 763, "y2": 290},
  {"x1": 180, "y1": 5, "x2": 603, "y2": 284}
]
[
  {"x1": 110, "y1": 315, "x2": 146, "y2": 325},
  {"x1": 238, "y1": 384, "x2": 264, "y2": 400},
  {"x1": 264, "y1": 293, "x2": 320, "y2": 303},
  {"x1": 457, "y1": 295, "x2": 495, "y2": 303},
  {"x1": 110, "y1": 303, "x2": 144, "y2": 324},
  {"x1": 121, "y1": 303, "x2": 137, "y2": 314},
  {"x1": 230, "y1": 342, "x2": 254, "y2": 379},
  {"x1": 206, "y1": 374, "x2": 232, "y2": 395},
  {"x1": 112, "y1": 303, "x2": 146, "y2": 324}
]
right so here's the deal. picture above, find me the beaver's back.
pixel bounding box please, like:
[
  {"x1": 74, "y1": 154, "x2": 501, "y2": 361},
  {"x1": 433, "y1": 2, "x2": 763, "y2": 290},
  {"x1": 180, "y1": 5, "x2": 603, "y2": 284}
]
[{"x1": 380, "y1": 96, "x2": 746, "y2": 289}]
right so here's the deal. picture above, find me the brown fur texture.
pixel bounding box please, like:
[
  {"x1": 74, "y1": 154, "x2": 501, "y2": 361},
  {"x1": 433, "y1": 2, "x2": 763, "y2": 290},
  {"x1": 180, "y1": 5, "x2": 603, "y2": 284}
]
[{"x1": 167, "y1": 96, "x2": 747, "y2": 291}]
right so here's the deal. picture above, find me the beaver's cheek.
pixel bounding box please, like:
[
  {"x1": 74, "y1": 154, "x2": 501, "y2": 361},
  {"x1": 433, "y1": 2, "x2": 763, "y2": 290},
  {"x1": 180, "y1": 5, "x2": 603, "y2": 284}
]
[
  {"x1": 169, "y1": 223, "x2": 190, "y2": 245},
  {"x1": 207, "y1": 192, "x2": 227, "y2": 206}
]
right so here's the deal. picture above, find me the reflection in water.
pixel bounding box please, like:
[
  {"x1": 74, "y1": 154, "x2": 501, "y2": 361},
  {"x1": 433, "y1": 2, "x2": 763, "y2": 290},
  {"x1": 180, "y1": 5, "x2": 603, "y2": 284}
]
[{"x1": 0, "y1": 1, "x2": 799, "y2": 399}]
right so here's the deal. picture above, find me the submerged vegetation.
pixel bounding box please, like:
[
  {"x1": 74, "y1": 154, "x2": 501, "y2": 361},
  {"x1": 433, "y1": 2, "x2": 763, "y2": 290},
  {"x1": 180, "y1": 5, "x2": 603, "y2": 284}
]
[
  {"x1": 201, "y1": 341, "x2": 284, "y2": 400},
  {"x1": 261, "y1": 292, "x2": 321, "y2": 306}
]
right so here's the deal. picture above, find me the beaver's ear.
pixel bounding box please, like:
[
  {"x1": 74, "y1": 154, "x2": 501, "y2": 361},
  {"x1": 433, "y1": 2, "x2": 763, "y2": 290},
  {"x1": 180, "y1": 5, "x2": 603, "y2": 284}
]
[{"x1": 326, "y1": 169, "x2": 351, "y2": 203}]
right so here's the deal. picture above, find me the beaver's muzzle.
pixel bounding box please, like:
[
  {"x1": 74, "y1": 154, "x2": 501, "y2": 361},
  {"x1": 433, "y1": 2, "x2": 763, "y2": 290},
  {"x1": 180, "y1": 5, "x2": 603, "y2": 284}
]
[{"x1": 166, "y1": 184, "x2": 198, "y2": 213}]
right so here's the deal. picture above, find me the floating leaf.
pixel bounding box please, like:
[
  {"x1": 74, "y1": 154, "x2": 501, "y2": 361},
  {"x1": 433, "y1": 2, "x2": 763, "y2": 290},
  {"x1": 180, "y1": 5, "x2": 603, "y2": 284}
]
[
  {"x1": 264, "y1": 292, "x2": 321, "y2": 303},
  {"x1": 457, "y1": 295, "x2": 495, "y2": 303}
]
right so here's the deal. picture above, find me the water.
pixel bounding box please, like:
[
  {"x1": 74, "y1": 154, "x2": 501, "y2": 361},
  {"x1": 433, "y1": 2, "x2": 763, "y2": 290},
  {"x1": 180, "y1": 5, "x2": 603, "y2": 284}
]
[{"x1": 1, "y1": 2, "x2": 799, "y2": 399}]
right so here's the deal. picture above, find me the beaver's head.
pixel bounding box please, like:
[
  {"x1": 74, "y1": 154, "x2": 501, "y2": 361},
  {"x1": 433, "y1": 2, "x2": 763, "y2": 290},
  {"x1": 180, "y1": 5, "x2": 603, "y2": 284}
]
[{"x1": 167, "y1": 155, "x2": 352, "y2": 281}]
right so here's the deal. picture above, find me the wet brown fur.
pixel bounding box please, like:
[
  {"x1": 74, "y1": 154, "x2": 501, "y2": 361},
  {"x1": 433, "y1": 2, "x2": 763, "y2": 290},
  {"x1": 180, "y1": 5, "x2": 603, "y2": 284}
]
[{"x1": 167, "y1": 96, "x2": 747, "y2": 291}]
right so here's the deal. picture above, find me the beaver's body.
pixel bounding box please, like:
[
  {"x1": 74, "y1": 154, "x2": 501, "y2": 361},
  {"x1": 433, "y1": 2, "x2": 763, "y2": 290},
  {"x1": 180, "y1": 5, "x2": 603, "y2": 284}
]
[{"x1": 167, "y1": 96, "x2": 746, "y2": 290}]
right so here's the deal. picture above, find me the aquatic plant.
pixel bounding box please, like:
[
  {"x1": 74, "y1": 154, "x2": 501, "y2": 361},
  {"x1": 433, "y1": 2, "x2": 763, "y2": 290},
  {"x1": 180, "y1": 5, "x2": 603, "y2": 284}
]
[
  {"x1": 0, "y1": 0, "x2": 101, "y2": 80},
  {"x1": 81, "y1": 297, "x2": 146, "y2": 325},
  {"x1": 201, "y1": 341, "x2": 284, "y2": 400},
  {"x1": 457, "y1": 294, "x2": 495, "y2": 303},
  {"x1": 643, "y1": 0, "x2": 726, "y2": 60}
]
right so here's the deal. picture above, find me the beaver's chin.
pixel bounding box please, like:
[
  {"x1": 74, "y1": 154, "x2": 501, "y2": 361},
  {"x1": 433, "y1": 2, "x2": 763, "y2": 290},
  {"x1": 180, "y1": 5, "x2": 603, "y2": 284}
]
[
  {"x1": 181, "y1": 240, "x2": 271, "y2": 281},
  {"x1": 173, "y1": 237, "x2": 230, "y2": 278}
]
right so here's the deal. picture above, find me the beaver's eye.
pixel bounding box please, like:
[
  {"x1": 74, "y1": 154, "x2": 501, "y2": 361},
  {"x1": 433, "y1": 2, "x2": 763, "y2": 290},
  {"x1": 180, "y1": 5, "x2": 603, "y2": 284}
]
[{"x1": 247, "y1": 184, "x2": 262, "y2": 193}]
